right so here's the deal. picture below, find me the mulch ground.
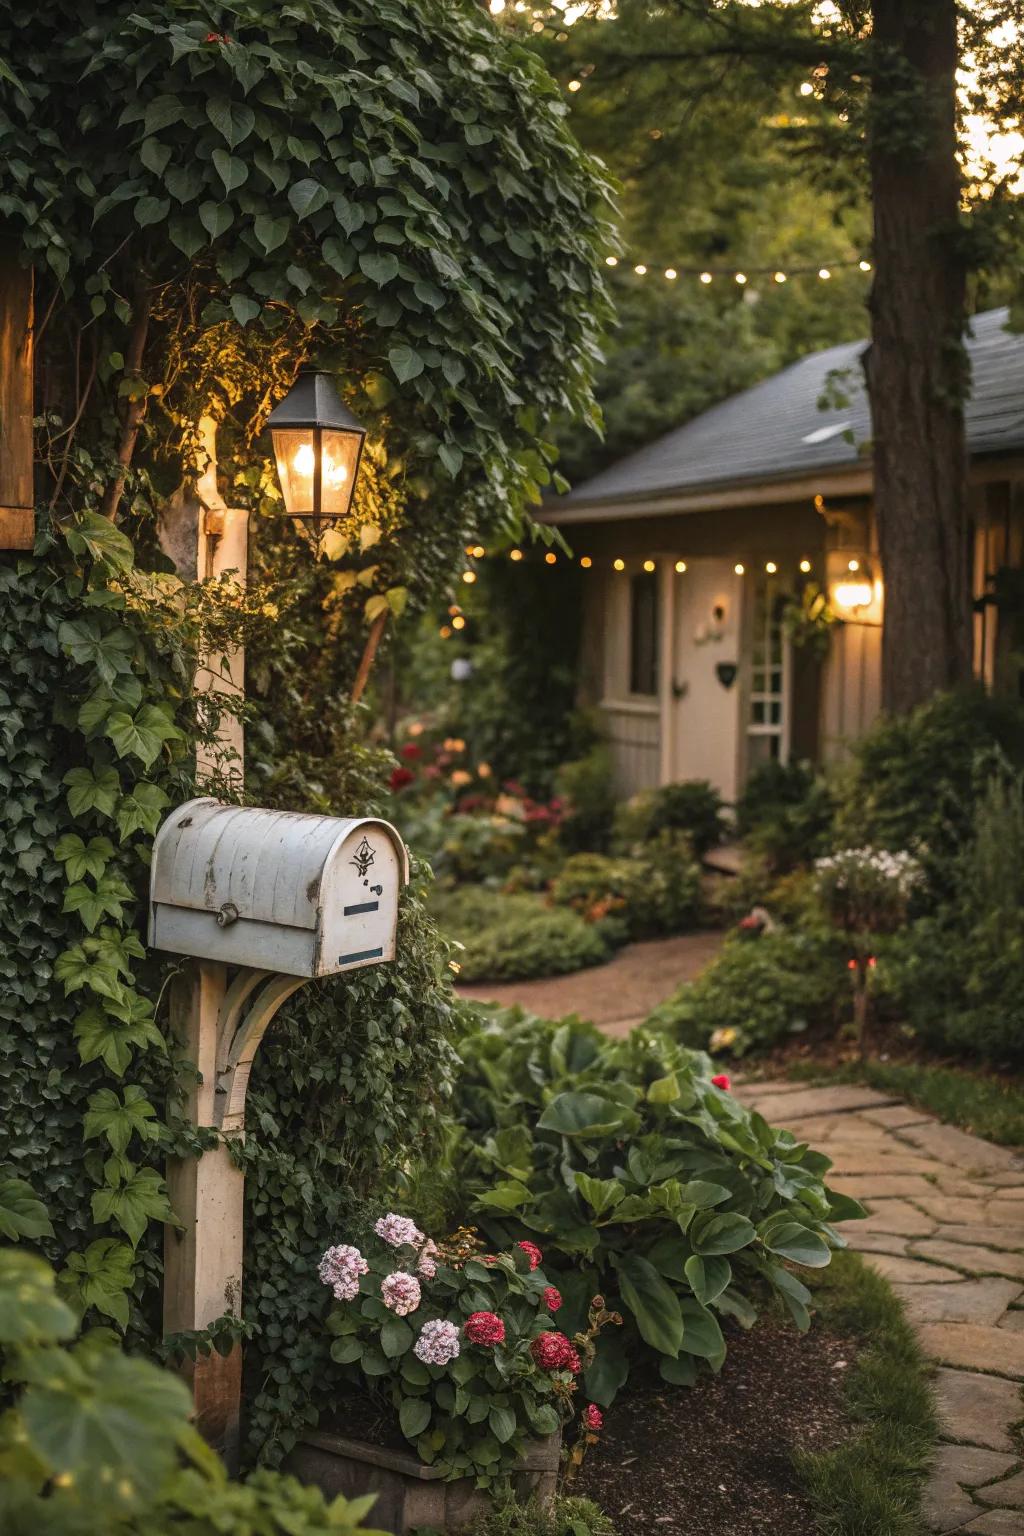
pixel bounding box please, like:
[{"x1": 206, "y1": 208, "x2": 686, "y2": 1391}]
[{"x1": 575, "y1": 1320, "x2": 859, "y2": 1536}]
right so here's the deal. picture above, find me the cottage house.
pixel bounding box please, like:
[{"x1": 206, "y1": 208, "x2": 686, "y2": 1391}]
[{"x1": 546, "y1": 306, "x2": 1024, "y2": 801}]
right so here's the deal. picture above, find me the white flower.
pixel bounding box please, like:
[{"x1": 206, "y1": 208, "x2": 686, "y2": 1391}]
[
  {"x1": 318, "y1": 1244, "x2": 368, "y2": 1303},
  {"x1": 375, "y1": 1213, "x2": 425, "y2": 1248},
  {"x1": 414, "y1": 1318, "x2": 461, "y2": 1366},
  {"x1": 381, "y1": 1271, "x2": 422, "y2": 1316}
]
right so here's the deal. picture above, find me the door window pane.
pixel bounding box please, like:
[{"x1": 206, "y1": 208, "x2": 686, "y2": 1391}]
[{"x1": 630, "y1": 572, "x2": 659, "y2": 696}]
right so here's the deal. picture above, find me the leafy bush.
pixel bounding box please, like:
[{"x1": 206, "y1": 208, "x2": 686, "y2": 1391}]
[
  {"x1": 555, "y1": 747, "x2": 617, "y2": 854},
  {"x1": 646, "y1": 929, "x2": 844, "y2": 1057},
  {"x1": 453, "y1": 1009, "x2": 862, "y2": 1405},
  {"x1": 550, "y1": 832, "x2": 702, "y2": 939},
  {"x1": 736, "y1": 760, "x2": 837, "y2": 871},
  {"x1": 456, "y1": 1493, "x2": 617, "y2": 1536},
  {"x1": 322, "y1": 1220, "x2": 609, "y2": 1486},
  {"x1": 612, "y1": 779, "x2": 726, "y2": 857},
  {"x1": 813, "y1": 849, "x2": 923, "y2": 946},
  {"x1": 0, "y1": 1247, "x2": 387, "y2": 1536},
  {"x1": 432, "y1": 888, "x2": 612, "y2": 982},
  {"x1": 835, "y1": 688, "x2": 1024, "y2": 885}
]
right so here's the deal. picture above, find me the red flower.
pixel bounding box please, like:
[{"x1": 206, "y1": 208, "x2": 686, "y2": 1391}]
[
  {"x1": 517, "y1": 1240, "x2": 543, "y2": 1271},
  {"x1": 583, "y1": 1404, "x2": 603, "y2": 1432},
  {"x1": 711, "y1": 1073, "x2": 731, "y2": 1092},
  {"x1": 530, "y1": 1332, "x2": 578, "y2": 1372},
  {"x1": 738, "y1": 913, "x2": 761, "y2": 930},
  {"x1": 389, "y1": 766, "x2": 415, "y2": 792},
  {"x1": 542, "y1": 1286, "x2": 562, "y2": 1313},
  {"x1": 401, "y1": 742, "x2": 422, "y2": 761},
  {"x1": 464, "y1": 1311, "x2": 505, "y2": 1347},
  {"x1": 205, "y1": 31, "x2": 231, "y2": 42}
]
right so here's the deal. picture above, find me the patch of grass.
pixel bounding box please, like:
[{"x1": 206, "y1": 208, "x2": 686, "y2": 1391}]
[
  {"x1": 798, "y1": 1250, "x2": 938, "y2": 1536},
  {"x1": 785, "y1": 1058, "x2": 1024, "y2": 1148},
  {"x1": 438, "y1": 1494, "x2": 617, "y2": 1536}
]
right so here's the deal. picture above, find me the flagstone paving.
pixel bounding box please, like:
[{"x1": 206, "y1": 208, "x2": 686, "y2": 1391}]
[{"x1": 737, "y1": 1079, "x2": 1024, "y2": 1533}]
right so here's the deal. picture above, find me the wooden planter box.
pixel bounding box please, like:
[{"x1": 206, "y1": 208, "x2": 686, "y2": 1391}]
[{"x1": 287, "y1": 1428, "x2": 560, "y2": 1534}]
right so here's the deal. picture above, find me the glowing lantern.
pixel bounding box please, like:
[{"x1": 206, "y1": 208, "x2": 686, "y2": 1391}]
[{"x1": 268, "y1": 370, "x2": 367, "y2": 552}]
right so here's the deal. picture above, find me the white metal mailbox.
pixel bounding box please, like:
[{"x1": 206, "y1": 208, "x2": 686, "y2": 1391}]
[{"x1": 149, "y1": 798, "x2": 409, "y2": 978}]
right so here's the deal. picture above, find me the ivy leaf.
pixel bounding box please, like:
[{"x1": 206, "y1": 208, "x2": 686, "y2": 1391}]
[
  {"x1": 254, "y1": 214, "x2": 289, "y2": 254},
  {"x1": 54, "y1": 942, "x2": 126, "y2": 1004},
  {"x1": 144, "y1": 95, "x2": 182, "y2": 135},
  {"x1": 139, "y1": 138, "x2": 172, "y2": 177},
  {"x1": 63, "y1": 874, "x2": 134, "y2": 933},
  {"x1": 212, "y1": 148, "x2": 247, "y2": 193},
  {"x1": 58, "y1": 620, "x2": 135, "y2": 684},
  {"x1": 116, "y1": 782, "x2": 169, "y2": 840},
  {"x1": 74, "y1": 1002, "x2": 165, "y2": 1077},
  {"x1": 59, "y1": 1239, "x2": 135, "y2": 1329},
  {"x1": 359, "y1": 251, "x2": 399, "y2": 285},
  {"x1": 84, "y1": 1087, "x2": 159, "y2": 1155},
  {"x1": 91, "y1": 1164, "x2": 177, "y2": 1247},
  {"x1": 206, "y1": 98, "x2": 255, "y2": 148},
  {"x1": 322, "y1": 235, "x2": 355, "y2": 276},
  {"x1": 54, "y1": 833, "x2": 114, "y2": 883},
  {"x1": 0, "y1": 1177, "x2": 55, "y2": 1242},
  {"x1": 288, "y1": 178, "x2": 328, "y2": 219},
  {"x1": 135, "y1": 195, "x2": 170, "y2": 228},
  {"x1": 389, "y1": 344, "x2": 424, "y2": 384},
  {"x1": 64, "y1": 766, "x2": 121, "y2": 820},
  {"x1": 198, "y1": 200, "x2": 233, "y2": 240},
  {"x1": 364, "y1": 594, "x2": 389, "y2": 624},
  {"x1": 399, "y1": 1397, "x2": 431, "y2": 1440},
  {"x1": 106, "y1": 704, "x2": 183, "y2": 768},
  {"x1": 63, "y1": 512, "x2": 134, "y2": 575},
  {"x1": 0, "y1": 1250, "x2": 76, "y2": 1347},
  {"x1": 230, "y1": 293, "x2": 260, "y2": 327}
]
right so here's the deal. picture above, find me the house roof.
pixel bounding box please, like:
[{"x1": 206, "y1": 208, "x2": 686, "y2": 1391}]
[{"x1": 552, "y1": 306, "x2": 1024, "y2": 523}]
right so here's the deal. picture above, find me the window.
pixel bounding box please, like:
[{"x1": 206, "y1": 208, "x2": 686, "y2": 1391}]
[
  {"x1": 629, "y1": 571, "x2": 659, "y2": 695},
  {"x1": 747, "y1": 572, "x2": 788, "y2": 767}
]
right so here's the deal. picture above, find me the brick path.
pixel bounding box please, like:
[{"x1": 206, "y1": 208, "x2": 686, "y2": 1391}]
[{"x1": 737, "y1": 1080, "x2": 1024, "y2": 1534}]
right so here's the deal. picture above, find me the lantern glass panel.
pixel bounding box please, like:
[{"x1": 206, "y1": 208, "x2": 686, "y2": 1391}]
[
  {"x1": 271, "y1": 426, "x2": 314, "y2": 517},
  {"x1": 319, "y1": 428, "x2": 362, "y2": 518}
]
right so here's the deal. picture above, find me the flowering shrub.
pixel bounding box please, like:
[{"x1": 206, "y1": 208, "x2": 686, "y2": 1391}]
[
  {"x1": 455, "y1": 1009, "x2": 863, "y2": 1406},
  {"x1": 813, "y1": 847, "x2": 922, "y2": 939},
  {"x1": 322, "y1": 1219, "x2": 617, "y2": 1485}
]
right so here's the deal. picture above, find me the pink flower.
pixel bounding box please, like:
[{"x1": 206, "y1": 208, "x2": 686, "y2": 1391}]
[
  {"x1": 583, "y1": 1404, "x2": 603, "y2": 1432},
  {"x1": 542, "y1": 1286, "x2": 562, "y2": 1313},
  {"x1": 711, "y1": 1074, "x2": 731, "y2": 1092},
  {"x1": 530, "y1": 1332, "x2": 577, "y2": 1372},
  {"x1": 465, "y1": 1311, "x2": 505, "y2": 1347},
  {"x1": 318, "y1": 1244, "x2": 368, "y2": 1303},
  {"x1": 417, "y1": 1240, "x2": 440, "y2": 1280},
  {"x1": 517, "y1": 1240, "x2": 543, "y2": 1271},
  {"x1": 414, "y1": 1318, "x2": 461, "y2": 1366},
  {"x1": 381, "y1": 1271, "x2": 422, "y2": 1317},
  {"x1": 375, "y1": 1214, "x2": 424, "y2": 1248}
]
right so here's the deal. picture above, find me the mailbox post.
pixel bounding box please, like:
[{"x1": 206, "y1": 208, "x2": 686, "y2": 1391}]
[{"x1": 151, "y1": 798, "x2": 408, "y2": 1466}]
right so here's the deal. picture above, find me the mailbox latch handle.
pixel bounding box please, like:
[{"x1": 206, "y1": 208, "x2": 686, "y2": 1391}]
[{"x1": 217, "y1": 902, "x2": 240, "y2": 928}]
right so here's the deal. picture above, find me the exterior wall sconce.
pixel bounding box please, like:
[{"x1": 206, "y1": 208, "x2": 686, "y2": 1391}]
[
  {"x1": 268, "y1": 370, "x2": 367, "y2": 552},
  {"x1": 828, "y1": 551, "x2": 883, "y2": 621}
]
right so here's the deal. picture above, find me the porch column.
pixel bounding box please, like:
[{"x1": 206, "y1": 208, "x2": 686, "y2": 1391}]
[{"x1": 657, "y1": 558, "x2": 676, "y2": 785}]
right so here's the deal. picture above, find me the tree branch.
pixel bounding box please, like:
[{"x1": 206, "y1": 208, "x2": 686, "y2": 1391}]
[
  {"x1": 100, "y1": 282, "x2": 152, "y2": 522},
  {"x1": 350, "y1": 611, "x2": 388, "y2": 705}
]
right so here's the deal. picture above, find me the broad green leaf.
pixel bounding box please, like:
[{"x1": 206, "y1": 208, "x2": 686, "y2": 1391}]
[
  {"x1": 616, "y1": 1253, "x2": 684, "y2": 1358},
  {"x1": 254, "y1": 214, "x2": 289, "y2": 254},
  {"x1": 389, "y1": 344, "x2": 424, "y2": 383},
  {"x1": 84, "y1": 1086, "x2": 159, "y2": 1155},
  {"x1": 574, "y1": 1173, "x2": 625, "y2": 1218},
  {"x1": 536, "y1": 1092, "x2": 639, "y2": 1139},
  {"x1": 116, "y1": 782, "x2": 169, "y2": 840},
  {"x1": 475, "y1": 1178, "x2": 531, "y2": 1212},
  {"x1": 359, "y1": 251, "x2": 399, "y2": 285},
  {"x1": 288, "y1": 178, "x2": 328, "y2": 219},
  {"x1": 206, "y1": 98, "x2": 255, "y2": 148},
  {"x1": 489, "y1": 1405, "x2": 516, "y2": 1444},
  {"x1": 59, "y1": 1239, "x2": 135, "y2": 1328},
  {"x1": 63, "y1": 512, "x2": 135, "y2": 574},
  {"x1": 760, "y1": 1219, "x2": 832, "y2": 1269},
  {"x1": 0, "y1": 1176, "x2": 54, "y2": 1242},
  {"x1": 198, "y1": 200, "x2": 232, "y2": 240},
  {"x1": 64, "y1": 766, "x2": 121, "y2": 819},
  {"x1": 582, "y1": 1331, "x2": 629, "y2": 1407},
  {"x1": 684, "y1": 1253, "x2": 731, "y2": 1306},
  {"x1": 54, "y1": 833, "x2": 114, "y2": 883},
  {"x1": 678, "y1": 1298, "x2": 725, "y2": 1359},
  {"x1": 330, "y1": 1336, "x2": 363, "y2": 1364},
  {"x1": 58, "y1": 619, "x2": 134, "y2": 683},
  {"x1": 230, "y1": 293, "x2": 260, "y2": 327},
  {"x1": 380, "y1": 1316, "x2": 413, "y2": 1358},
  {"x1": 91, "y1": 1164, "x2": 177, "y2": 1247},
  {"x1": 690, "y1": 1211, "x2": 756, "y2": 1256},
  {"x1": 135, "y1": 195, "x2": 169, "y2": 227},
  {"x1": 74, "y1": 1003, "x2": 164, "y2": 1077},
  {"x1": 63, "y1": 874, "x2": 134, "y2": 932},
  {"x1": 212, "y1": 147, "x2": 247, "y2": 193},
  {"x1": 399, "y1": 1397, "x2": 431, "y2": 1440},
  {"x1": 659, "y1": 1353, "x2": 697, "y2": 1386},
  {"x1": 106, "y1": 704, "x2": 183, "y2": 768},
  {"x1": 0, "y1": 1250, "x2": 76, "y2": 1345}
]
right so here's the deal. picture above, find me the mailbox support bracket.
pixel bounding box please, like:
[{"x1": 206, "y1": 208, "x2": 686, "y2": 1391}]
[{"x1": 164, "y1": 961, "x2": 312, "y2": 1473}]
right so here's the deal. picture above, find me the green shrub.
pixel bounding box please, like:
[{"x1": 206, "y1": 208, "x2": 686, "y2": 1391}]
[
  {"x1": 455, "y1": 1494, "x2": 617, "y2": 1536},
  {"x1": 836, "y1": 688, "x2": 1024, "y2": 884},
  {"x1": 0, "y1": 1248, "x2": 387, "y2": 1536},
  {"x1": 555, "y1": 747, "x2": 617, "y2": 853},
  {"x1": 736, "y1": 759, "x2": 836, "y2": 871},
  {"x1": 646, "y1": 929, "x2": 844, "y2": 1056},
  {"x1": 612, "y1": 779, "x2": 726, "y2": 857},
  {"x1": 453, "y1": 1009, "x2": 862, "y2": 1405},
  {"x1": 432, "y1": 888, "x2": 612, "y2": 982},
  {"x1": 550, "y1": 832, "x2": 702, "y2": 939}
]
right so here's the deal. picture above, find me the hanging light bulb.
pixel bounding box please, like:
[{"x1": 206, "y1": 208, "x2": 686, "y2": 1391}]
[
  {"x1": 568, "y1": 79, "x2": 582, "y2": 92},
  {"x1": 440, "y1": 625, "x2": 452, "y2": 638},
  {"x1": 765, "y1": 561, "x2": 777, "y2": 574},
  {"x1": 462, "y1": 570, "x2": 477, "y2": 584},
  {"x1": 452, "y1": 615, "x2": 466, "y2": 630},
  {"x1": 643, "y1": 559, "x2": 656, "y2": 572},
  {"x1": 774, "y1": 271, "x2": 787, "y2": 284},
  {"x1": 699, "y1": 271, "x2": 713, "y2": 285},
  {"x1": 735, "y1": 272, "x2": 748, "y2": 285},
  {"x1": 800, "y1": 559, "x2": 812, "y2": 573},
  {"x1": 545, "y1": 551, "x2": 557, "y2": 565},
  {"x1": 799, "y1": 81, "x2": 814, "y2": 96},
  {"x1": 664, "y1": 268, "x2": 677, "y2": 280},
  {"x1": 634, "y1": 263, "x2": 648, "y2": 275},
  {"x1": 510, "y1": 548, "x2": 523, "y2": 561},
  {"x1": 580, "y1": 556, "x2": 593, "y2": 568},
  {"x1": 471, "y1": 544, "x2": 485, "y2": 558},
  {"x1": 859, "y1": 259, "x2": 872, "y2": 272},
  {"x1": 605, "y1": 256, "x2": 618, "y2": 267},
  {"x1": 613, "y1": 558, "x2": 625, "y2": 571},
  {"x1": 675, "y1": 560, "x2": 687, "y2": 573},
  {"x1": 848, "y1": 558, "x2": 860, "y2": 572},
  {"x1": 818, "y1": 267, "x2": 831, "y2": 280},
  {"x1": 734, "y1": 563, "x2": 745, "y2": 575}
]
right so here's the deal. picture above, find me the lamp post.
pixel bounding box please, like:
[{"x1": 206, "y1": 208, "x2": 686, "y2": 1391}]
[{"x1": 268, "y1": 369, "x2": 367, "y2": 552}]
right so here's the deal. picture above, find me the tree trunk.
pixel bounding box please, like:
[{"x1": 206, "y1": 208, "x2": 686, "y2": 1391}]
[{"x1": 864, "y1": 0, "x2": 971, "y2": 714}]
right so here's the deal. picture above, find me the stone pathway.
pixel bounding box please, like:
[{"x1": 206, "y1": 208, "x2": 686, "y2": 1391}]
[
  {"x1": 737, "y1": 1079, "x2": 1024, "y2": 1534},
  {"x1": 457, "y1": 929, "x2": 724, "y2": 1034}
]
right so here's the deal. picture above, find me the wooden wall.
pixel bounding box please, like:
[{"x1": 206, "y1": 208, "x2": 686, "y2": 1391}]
[{"x1": 0, "y1": 255, "x2": 34, "y2": 549}]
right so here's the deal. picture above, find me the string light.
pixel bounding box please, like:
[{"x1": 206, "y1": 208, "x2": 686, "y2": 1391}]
[
  {"x1": 643, "y1": 559, "x2": 656, "y2": 572},
  {"x1": 568, "y1": 79, "x2": 582, "y2": 92},
  {"x1": 800, "y1": 558, "x2": 812, "y2": 573},
  {"x1": 664, "y1": 268, "x2": 677, "y2": 280},
  {"x1": 818, "y1": 267, "x2": 831, "y2": 280},
  {"x1": 471, "y1": 544, "x2": 485, "y2": 558},
  {"x1": 634, "y1": 263, "x2": 647, "y2": 275},
  {"x1": 440, "y1": 624, "x2": 452, "y2": 638},
  {"x1": 447, "y1": 604, "x2": 461, "y2": 616},
  {"x1": 462, "y1": 570, "x2": 477, "y2": 584},
  {"x1": 799, "y1": 81, "x2": 814, "y2": 96},
  {"x1": 765, "y1": 561, "x2": 777, "y2": 574},
  {"x1": 734, "y1": 563, "x2": 745, "y2": 575},
  {"x1": 580, "y1": 556, "x2": 593, "y2": 568},
  {"x1": 510, "y1": 548, "x2": 523, "y2": 561},
  {"x1": 545, "y1": 551, "x2": 557, "y2": 565},
  {"x1": 452, "y1": 615, "x2": 466, "y2": 630},
  {"x1": 700, "y1": 272, "x2": 713, "y2": 285},
  {"x1": 847, "y1": 558, "x2": 860, "y2": 571},
  {"x1": 859, "y1": 259, "x2": 872, "y2": 271},
  {"x1": 675, "y1": 560, "x2": 687, "y2": 573},
  {"x1": 613, "y1": 558, "x2": 625, "y2": 571},
  {"x1": 735, "y1": 272, "x2": 748, "y2": 285},
  {"x1": 613, "y1": 256, "x2": 871, "y2": 286},
  {"x1": 774, "y1": 271, "x2": 787, "y2": 283},
  {"x1": 605, "y1": 256, "x2": 618, "y2": 267}
]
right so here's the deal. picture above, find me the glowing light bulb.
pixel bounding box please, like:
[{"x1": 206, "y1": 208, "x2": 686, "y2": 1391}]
[
  {"x1": 634, "y1": 263, "x2": 648, "y2": 275},
  {"x1": 462, "y1": 570, "x2": 477, "y2": 584},
  {"x1": 834, "y1": 580, "x2": 872, "y2": 610},
  {"x1": 472, "y1": 545, "x2": 485, "y2": 558},
  {"x1": 292, "y1": 442, "x2": 315, "y2": 477},
  {"x1": 568, "y1": 80, "x2": 582, "y2": 92},
  {"x1": 448, "y1": 604, "x2": 460, "y2": 616},
  {"x1": 800, "y1": 559, "x2": 812, "y2": 573},
  {"x1": 735, "y1": 272, "x2": 748, "y2": 285},
  {"x1": 452, "y1": 615, "x2": 466, "y2": 630},
  {"x1": 675, "y1": 560, "x2": 687, "y2": 573},
  {"x1": 510, "y1": 549, "x2": 523, "y2": 561},
  {"x1": 489, "y1": 0, "x2": 505, "y2": 11},
  {"x1": 859, "y1": 259, "x2": 872, "y2": 272},
  {"x1": 847, "y1": 558, "x2": 860, "y2": 572},
  {"x1": 700, "y1": 271, "x2": 713, "y2": 285},
  {"x1": 765, "y1": 561, "x2": 777, "y2": 574},
  {"x1": 664, "y1": 268, "x2": 677, "y2": 280},
  {"x1": 605, "y1": 256, "x2": 618, "y2": 267},
  {"x1": 545, "y1": 551, "x2": 557, "y2": 565},
  {"x1": 818, "y1": 267, "x2": 831, "y2": 280},
  {"x1": 734, "y1": 563, "x2": 745, "y2": 575},
  {"x1": 580, "y1": 556, "x2": 593, "y2": 568},
  {"x1": 613, "y1": 558, "x2": 625, "y2": 571},
  {"x1": 799, "y1": 81, "x2": 814, "y2": 96},
  {"x1": 440, "y1": 625, "x2": 452, "y2": 638},
  {"x1": 774, "y1": 271, "x2": 787, "y2": 284},
  {"x1": 643, "y1": 559, "x2": 656, "y2": 572}
]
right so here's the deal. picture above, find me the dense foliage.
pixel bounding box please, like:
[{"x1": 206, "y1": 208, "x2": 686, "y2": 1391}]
[
  {"x1": 453, "y1": 1009, "x2": 863, "y2": 1404},
  {"x1": 0, "y1": 1247, "x2": 388, "y2": 1536},
  {"x1": 736, "y1": 759, "x2": 837, "y2": 873},
  {"x1": 611, "y1": 780, "x2": 726, "y2": 858},
  {"x1": 433, "y1": 889, "x2": 611, "y2": 984},
  {"x1": 550, "y1": 836, "x2": 702, "y2": 943}
]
